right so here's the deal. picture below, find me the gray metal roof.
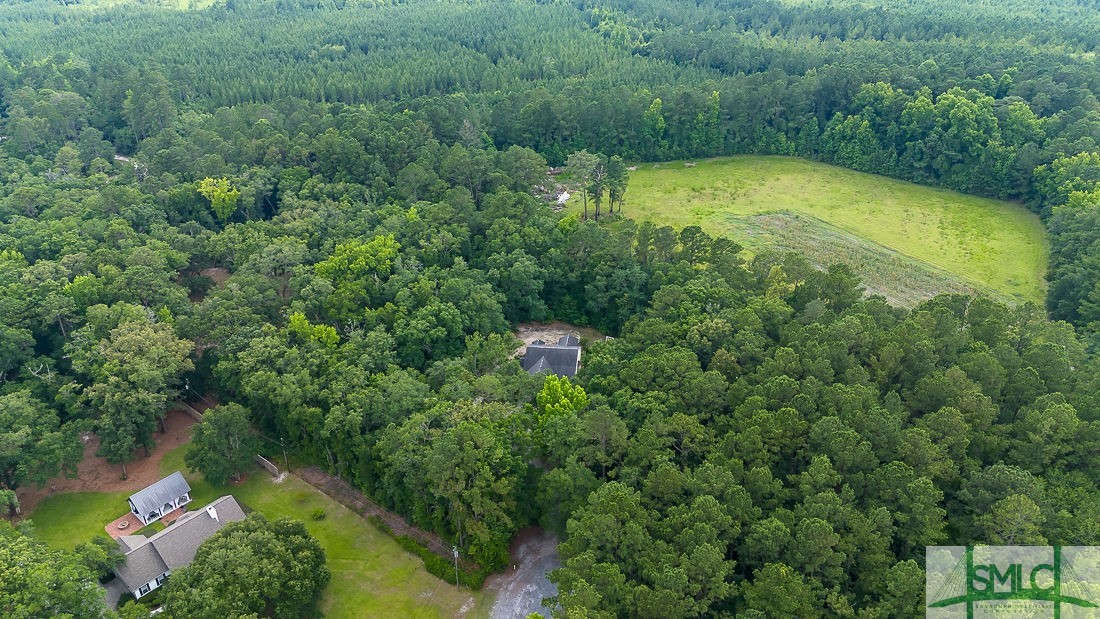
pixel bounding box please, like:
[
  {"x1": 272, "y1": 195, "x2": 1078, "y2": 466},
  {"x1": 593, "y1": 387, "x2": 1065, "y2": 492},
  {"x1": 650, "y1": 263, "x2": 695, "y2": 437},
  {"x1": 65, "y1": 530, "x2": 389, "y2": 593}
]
[
  {"x1": 115, "y1": 495, "x2": 246, "y2": 592},
  {"x1": 522, "y1": 344, "x2": 581, "y2": 377},
  {"x1": 128, "y1": 471, "x2": 191, "y2": 517}
]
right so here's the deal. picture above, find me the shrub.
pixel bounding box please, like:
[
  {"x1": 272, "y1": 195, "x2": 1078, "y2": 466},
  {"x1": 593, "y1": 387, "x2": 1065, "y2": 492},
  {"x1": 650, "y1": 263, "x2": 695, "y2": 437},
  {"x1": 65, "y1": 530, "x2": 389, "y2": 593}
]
[{"x1": 393, "y1": 536, "x2": 489, "y2": 589}]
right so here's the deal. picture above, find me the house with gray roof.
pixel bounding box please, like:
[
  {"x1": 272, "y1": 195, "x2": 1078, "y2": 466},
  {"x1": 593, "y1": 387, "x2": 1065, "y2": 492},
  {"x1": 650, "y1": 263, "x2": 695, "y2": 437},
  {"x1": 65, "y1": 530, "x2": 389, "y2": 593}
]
[
  {"x1": 115, "y1": 495, "x2": 246, "y2": 599},
  {"x1": 128, "y1": 471, "x2": 192, "y2": 526},
  {"x1": 522, "y1": 334, "x2": 582, "y2": 377}
]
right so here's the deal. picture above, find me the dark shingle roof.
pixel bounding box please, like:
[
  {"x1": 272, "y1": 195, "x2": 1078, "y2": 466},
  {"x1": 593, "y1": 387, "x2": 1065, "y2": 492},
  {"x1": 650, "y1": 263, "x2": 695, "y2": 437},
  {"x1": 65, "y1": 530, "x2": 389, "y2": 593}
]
[
  {"x1": 117, "y1": 535, "x2": 148, "y2": 552},
  {"x1": 528, "y1": 356, "x2": 551, "y2": 374},
  {"x1": 128, "y1": 471, "x2": 191, "y2": 517},
  {"x1": 523, "y1": 344, "x2": 581, "y2": 377},
  {"x1": 115, "y1": 495, "x2": 246, "y2": 592},
  {"x1": 115, "y1": 543, "x2": 167, "y2": 591},
  {"x1": 558, "y1": 334, "x2": 580, "y2": 346},
  {"x1": 153, "y1": 496, "x2": 246, "y2": 570}
]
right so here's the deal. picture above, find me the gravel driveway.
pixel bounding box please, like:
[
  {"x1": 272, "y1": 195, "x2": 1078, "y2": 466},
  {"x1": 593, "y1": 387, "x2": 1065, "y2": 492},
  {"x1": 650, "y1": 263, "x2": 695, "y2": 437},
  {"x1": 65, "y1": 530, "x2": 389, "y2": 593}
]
[{"x1": 487, "y1": 527, "x2": 561, "y2": 619}]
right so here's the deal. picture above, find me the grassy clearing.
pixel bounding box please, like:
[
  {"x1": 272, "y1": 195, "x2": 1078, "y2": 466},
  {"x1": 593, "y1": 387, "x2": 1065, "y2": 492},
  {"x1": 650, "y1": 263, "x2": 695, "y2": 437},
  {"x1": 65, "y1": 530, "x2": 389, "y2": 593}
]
[
  {"x1": 30, "y1": 443, "x2": 485, "y2": 618},
  {"x1": 733, "y1": 211, "x2": 987, "y2": 307},
  {"x1": 30, "y1": 490, "x2": 132, "y2": 549},
  {"x1": 583, "y1": 156, "x2": 1048, "y2": 304},
  {"x1": 229, "y1": 472, "x2": 483, "y2": 619}
]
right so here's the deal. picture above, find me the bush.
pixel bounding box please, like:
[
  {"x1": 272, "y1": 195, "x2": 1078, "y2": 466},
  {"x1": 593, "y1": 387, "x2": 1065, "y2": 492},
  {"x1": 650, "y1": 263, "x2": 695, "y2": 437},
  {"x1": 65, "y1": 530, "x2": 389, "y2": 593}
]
[
  {"x1": 393, "y1": 536, "x2": 489, "y2": 589},
  {"x1": 311, "y1": 508, "x2": 326, "y2": 521},
  {"x1": 180, "y1": 273, "x2": 215, "y2": 296}
]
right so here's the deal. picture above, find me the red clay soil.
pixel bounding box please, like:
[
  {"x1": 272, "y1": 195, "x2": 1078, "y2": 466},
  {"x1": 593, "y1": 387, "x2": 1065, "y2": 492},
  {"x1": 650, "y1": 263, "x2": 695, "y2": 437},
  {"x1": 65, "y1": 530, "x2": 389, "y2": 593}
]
[{"x1": 16, "y1": 408, "x2": 199, "y2": 515}]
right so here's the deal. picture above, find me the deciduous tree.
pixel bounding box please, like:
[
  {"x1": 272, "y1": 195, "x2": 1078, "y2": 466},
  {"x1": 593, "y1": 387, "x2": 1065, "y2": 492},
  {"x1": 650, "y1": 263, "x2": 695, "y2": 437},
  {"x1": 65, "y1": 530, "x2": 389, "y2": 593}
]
[
  {"x1": 185, "y1": 403, "x2": 260, "y2": 485},
  {"x1": 162, "y1": 515, "x2": 330, "y2": 619}
]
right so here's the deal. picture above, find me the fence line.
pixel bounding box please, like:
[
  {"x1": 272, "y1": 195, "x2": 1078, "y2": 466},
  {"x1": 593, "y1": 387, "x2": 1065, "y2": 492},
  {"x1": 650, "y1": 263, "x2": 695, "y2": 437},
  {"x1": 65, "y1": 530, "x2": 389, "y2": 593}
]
[
  {"x1": 173, "y1": 401, "x2": 204, "y2": 422},
  {"x1": 295, "y1": 466, "x2": 479, "y2": 570},
  {"x1": 254, "y1": 455, "x2": 280, "y2": 477}
]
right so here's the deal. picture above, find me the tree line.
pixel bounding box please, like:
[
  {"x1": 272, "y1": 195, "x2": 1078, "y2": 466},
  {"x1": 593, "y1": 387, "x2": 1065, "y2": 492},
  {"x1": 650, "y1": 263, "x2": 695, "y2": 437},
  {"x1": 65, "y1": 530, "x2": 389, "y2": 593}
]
[
  {"x1": 4, "y1": 0, "x2": 1100, "y2": 334},
  {"x1": 0, "y1": 0, "x2": 1099, "y2": 617}
]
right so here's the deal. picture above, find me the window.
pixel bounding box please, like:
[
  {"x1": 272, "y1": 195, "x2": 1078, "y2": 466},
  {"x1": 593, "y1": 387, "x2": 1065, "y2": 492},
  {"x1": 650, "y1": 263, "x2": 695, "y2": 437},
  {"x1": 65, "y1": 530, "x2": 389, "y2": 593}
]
[
  {"x1": 155, "y1": 572, "x2": 168, "y2": 586},
  {"x1": 139, "y1": 584, "x2": 151, "y2": 596}
]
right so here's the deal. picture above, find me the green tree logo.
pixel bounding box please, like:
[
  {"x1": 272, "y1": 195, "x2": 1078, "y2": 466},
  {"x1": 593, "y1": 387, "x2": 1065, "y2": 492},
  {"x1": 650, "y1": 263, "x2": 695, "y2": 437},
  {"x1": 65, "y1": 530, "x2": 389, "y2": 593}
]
[{"x1": 927, "y1": 546, "x2": 1099, "y2": 618}]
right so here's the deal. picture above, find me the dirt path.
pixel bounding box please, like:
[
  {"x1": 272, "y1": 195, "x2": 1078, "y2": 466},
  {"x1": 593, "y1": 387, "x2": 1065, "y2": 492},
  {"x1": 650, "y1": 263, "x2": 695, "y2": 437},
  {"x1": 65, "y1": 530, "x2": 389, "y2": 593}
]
[
  {"x1": 485, "y1": 527, "x2": 561, "y2": 619},
  {"x1": 16, "y1": 408, "x2": 199, "y2": 514}
]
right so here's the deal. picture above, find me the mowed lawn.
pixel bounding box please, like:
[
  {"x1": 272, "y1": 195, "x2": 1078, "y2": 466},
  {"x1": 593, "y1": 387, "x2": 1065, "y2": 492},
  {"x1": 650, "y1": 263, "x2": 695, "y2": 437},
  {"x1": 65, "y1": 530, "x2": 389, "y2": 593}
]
[
  {"x1": 597, "y1": 156, "x2": 1048, "y2": 303},
  {"x1": 30, "y1": 443, "x2": 484, "y2": 619}
]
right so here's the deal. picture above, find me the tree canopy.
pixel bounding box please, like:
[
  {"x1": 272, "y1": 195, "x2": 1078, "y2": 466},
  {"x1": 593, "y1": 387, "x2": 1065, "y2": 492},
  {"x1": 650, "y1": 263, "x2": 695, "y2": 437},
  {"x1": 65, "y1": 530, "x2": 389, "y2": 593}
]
[
  {"x1": 162, "y1": 514, "x2": 330, "y2": 619},
  {"x1": 0, "y1": 0, "x2": 1099, "y2": 615}
]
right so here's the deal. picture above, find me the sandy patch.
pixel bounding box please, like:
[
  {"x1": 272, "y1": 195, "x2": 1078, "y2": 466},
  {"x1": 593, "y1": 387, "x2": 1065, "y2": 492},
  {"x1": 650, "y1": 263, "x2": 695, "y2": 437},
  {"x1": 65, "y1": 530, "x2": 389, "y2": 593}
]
[{"x1": 513, "y1": 321, "x2": 606, "y2": 354}]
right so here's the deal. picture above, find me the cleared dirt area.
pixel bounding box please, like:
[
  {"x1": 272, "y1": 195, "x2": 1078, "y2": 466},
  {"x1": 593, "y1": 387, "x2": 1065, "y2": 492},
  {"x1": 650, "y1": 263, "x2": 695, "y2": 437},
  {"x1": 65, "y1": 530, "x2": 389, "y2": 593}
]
[
  {"x1": 485, "y1": 527, "x2": 561, "y2": 619},
  {"x1": 16, "y1": 407, "x2": 199, "y2": 514},
  {"x1": 199, "y1": 266, "x2": 231, "y2": 287},
  {"x1": 514, "y1": 321, "x2": 606, "y2": 353}
]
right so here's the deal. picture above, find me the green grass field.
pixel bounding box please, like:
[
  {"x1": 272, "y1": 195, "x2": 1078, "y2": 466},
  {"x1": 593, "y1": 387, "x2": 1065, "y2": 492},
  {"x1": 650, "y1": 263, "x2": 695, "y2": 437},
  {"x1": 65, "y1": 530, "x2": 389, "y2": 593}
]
[
  {"x1": 31, "y1": 490, "x2": 133, "y2": 549},
  {"x1": 29, "y1": 443, "x2": 486, "y2": 618},
  {"x1": 581, "y1": 156, "x2": 1048, "y2": 305}
]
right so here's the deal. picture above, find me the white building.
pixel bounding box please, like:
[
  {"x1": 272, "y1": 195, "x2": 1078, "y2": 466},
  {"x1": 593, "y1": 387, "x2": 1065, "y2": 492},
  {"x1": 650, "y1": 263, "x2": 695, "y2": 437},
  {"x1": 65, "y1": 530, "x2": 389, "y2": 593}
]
[{"x1": 127, "y1": 471, "x2": 192, "y2": 527}]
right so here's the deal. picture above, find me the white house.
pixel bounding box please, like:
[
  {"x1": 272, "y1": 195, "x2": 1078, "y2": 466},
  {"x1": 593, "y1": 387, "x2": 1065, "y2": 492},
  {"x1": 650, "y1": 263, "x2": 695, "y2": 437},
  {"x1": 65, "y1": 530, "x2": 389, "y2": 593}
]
[
  {"x1": 127, "y1": 471, "x2": 192, "y2": 527},
  {"x1": 114, "y1": 495, "x2": 246, "y2": 599}
]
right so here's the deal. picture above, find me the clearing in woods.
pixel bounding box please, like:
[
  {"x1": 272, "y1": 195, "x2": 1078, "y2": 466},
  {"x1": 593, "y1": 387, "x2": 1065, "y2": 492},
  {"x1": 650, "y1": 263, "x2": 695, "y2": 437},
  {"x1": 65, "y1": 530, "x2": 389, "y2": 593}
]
[{"x1": 579, "y1": 156, "x2": 1048, "y2": 307}]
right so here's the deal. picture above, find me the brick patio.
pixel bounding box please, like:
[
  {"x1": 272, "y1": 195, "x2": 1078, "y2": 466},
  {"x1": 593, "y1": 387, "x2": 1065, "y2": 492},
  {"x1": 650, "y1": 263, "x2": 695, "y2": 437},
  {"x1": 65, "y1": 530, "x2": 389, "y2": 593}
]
[
  {"x1": 161, "y1": 506, "x2": 186, "y2": 525},
  {"x1": 104, "y1": 506, "x2": 187, "y2": 539},
  {"x1": 105, "y1": 513, "x2": 142, "y2": 539}
]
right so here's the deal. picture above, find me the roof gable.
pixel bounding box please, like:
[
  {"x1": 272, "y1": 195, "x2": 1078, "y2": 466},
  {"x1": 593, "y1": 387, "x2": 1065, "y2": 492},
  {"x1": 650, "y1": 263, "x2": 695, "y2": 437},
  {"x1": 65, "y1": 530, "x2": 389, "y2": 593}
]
[
  {"x1": 558, "y1": 334, "x2": 580, "y2": 346},
  {"x1": 528, "y1": 356, "x2": 551, "y2": 374},
  {"x1": 115, "y1": 543, "x2": 168, "y2": 592},
  {"x1": 128, "y1": 471, "x2": 191, "y2": 516}
]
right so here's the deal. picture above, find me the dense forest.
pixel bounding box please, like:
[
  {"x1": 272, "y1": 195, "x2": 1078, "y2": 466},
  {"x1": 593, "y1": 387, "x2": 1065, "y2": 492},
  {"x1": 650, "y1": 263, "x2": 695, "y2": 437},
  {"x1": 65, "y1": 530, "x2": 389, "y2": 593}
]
[{"x1": 2, "y1": 0, "x2": 1100, "y2": 617}]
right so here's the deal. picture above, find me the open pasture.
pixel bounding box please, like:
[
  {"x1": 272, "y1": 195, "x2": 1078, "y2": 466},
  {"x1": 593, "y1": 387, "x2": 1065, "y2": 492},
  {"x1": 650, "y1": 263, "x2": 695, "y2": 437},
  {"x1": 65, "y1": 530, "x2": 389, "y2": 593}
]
[{"x1": 603, "y1": 156, "x2": 1048, "y2": 305}]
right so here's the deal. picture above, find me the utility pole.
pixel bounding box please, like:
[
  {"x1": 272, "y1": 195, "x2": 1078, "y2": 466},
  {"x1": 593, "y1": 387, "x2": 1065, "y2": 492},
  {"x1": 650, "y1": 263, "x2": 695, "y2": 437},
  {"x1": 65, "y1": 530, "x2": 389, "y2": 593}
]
[
  {"x1": 452, "y1": 546, "x2": 460, "y2": 586},
  {"x1": 280, "y1": 437, "x2": 289, "y2": 474}
]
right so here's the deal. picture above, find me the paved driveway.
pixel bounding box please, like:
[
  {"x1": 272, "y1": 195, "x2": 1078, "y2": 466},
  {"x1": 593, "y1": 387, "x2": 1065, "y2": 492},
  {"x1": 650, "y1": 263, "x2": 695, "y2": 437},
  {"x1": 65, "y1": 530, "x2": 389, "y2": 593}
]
[{"x1": 103, "y1": 577, "x2": 128, "y2": 610}]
